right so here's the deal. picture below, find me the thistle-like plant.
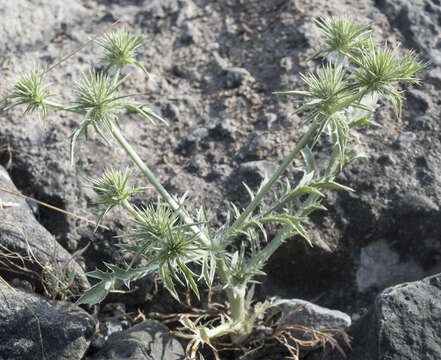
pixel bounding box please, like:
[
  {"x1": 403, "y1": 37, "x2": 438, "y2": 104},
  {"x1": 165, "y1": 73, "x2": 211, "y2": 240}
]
[
  {"x1": 3, "y1": 66, "x2": 52, "y2": 123},
  {"x1": 95, "y1": 28, "x2": 149, "y2": 77},
  {"x1": 89, "y1": 168, "x2": 147, "y2": 227},
  {"x1": 313, "y1": 16, "x2": 371, "y2": 57},
  {"x1": 4, "y1": 18, "x2": 424, "y2": 358}
]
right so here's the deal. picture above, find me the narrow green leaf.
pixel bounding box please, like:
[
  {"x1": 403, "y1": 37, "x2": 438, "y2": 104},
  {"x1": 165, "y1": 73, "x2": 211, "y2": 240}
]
[
  {"x1": 75, "y1": 278, "x2": 115, "y2": 305},
  {"x1": 179, "y1": 261, "x2": 200, "y2": 300},
  {"x1": 133, "y1": 60, "x2": 150, "y2": 80},
  {"x1": 301, "y1": 146, "x2": 316, "y2": 174},
  {"x1": 316, "y1": 181, "x2": 354, "y2": 192},
  {"x1": 349, "y1": 117, "x2": 381, "y2": 128}
]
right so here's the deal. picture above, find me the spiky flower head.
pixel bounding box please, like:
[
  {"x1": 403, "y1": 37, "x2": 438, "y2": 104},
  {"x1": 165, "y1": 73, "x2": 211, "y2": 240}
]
[
  {"x1": 275, "y1": 63, "x2": 356, "y2": 122},
  {"x1": 123, "y1": 203, "x2": 202, "y2": 299},
  {"x1": 73, "y1": 70, "x2": 126, "y2": 131},
  {"x1": 4, "y1": 66, "x2": 52, "y2": 123},
  {"x1": 69, "y1": 70, "x2": 164, "y2": 162},
  {"x1": 353, "y1": 42, "x2": 425, "y2": 116},
  {"x1": 95, "y1": 28, "x2": 149, "y2": 78},
  {"x1": 314, "y1": 16, "x2": 371, "y2": 57},
  {"x1": 89, "y1": 168, "x2": 146, "y2": 227}
]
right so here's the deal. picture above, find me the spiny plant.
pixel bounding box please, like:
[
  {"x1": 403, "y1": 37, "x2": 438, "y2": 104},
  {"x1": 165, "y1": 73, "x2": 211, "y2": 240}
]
[{"x1": 3, "y1": 17, "x2": 423, "y2": 358}]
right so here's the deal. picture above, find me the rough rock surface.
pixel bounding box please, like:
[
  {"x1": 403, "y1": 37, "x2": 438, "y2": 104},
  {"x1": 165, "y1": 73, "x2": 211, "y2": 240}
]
[
  {"x1": 0, "y1": 165, "x2": 89, "y2": 293},
  {"x1": 0, "y1": 0, "x2": 440, "y2": 358},
  {"x1": 88, "y1": 320, "x2": 185, "y2": 360},
  {"x1": 281, "y1": 299, "x2": 351, "y2": 352},
  {"x1": 0, "y1": 283, "x2": 95, "y2": 360},
  {"x1": 309, "y1": 273, "x2": 441, "y2": 360}
]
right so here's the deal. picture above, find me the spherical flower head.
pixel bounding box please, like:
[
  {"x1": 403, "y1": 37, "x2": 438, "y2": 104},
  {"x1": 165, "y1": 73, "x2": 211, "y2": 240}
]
[
  {"x1": 74, "y1": 70, "x2": 124, "y2": 130},
  {"x1": 69, "y1": 68, "x2": 165, "y2": 163},
  {"x1": 353, "y1": 41, "x2": 425, "y2": 116},
  {"x1": 90, "y1": 168, "x2": 145, "y2": 227},
  {"x1": 95, "y1": 28, "x2": 149, "y2": 78},
  {"x1": 314, "y1": 16, "x2": 371, "y2": 57},
  {"x1": 5, "y1": 66, "x2": 52, "y2": 123},
  {"x1": 295, "y1": 64, "x2": 356, "y2": 121},
  {"x1": 126, "y1": 204, "x2": 201, "y2": 300}
]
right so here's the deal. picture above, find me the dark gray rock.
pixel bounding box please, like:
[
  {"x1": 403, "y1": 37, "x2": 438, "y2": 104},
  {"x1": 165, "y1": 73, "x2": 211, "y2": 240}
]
[
  {"x1": 88, "y1": 320, "x2": 185, "y2": 360},
  {"x1": 209, "y1": 118, "x2": 236, "y2": 141},
  {"x1": 0, "y1": 165, "x2": 89, "y2": 293},
  {"x1": 376, "y1": 0, "x2": 439, "y2": 58},
  {"x1": 224, "y1": 67, "x2": 253, "y2": 89},
  {"x1": 426, "y1": 67, "x2": 441, "y2": 88},
  {"x1": 406, "y1": 89, "x2": 430, "y2": 114},
  {"x1": 356, "y1": 239, "x2": 424, "y2": 292},
  {"x1": 294, "y1": 22, "x2": 321, "y2": 48},
  {"x1": 0, "y1": 0, "x2": 87, "y2": 53},
  {"x1": 181, "y1": 23, "x2": 199, "y2": 44},
  {"x1": 281, "y1": 299, "x2": 351, "y2": 351},
  {"x1": 310, "y1": 273, "x2": 441, "y2": 360},
  {"x1": 241, "y1": 131, "x2": 271, "y2": 160},
  {"x1": 136, "y1": 0, "x2": 180, "y2": 21},
  {"x1": 393, "y1": 131, "x2": 416, "y2": 149},
  {"x1": 177, "y1": 127, "x2": 209, "y2": 155},
  {"x1": 237, "y1": 160, "x2": 278, "y2": 188},
  {"x1": 0, "y1": 283, "x2": 95, "y2": 360}
]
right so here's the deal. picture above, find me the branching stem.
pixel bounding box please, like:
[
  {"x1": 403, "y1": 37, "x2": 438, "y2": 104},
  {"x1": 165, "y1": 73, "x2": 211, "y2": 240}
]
[
  {"x1": 220, "y1": 121, "x2": 321, "y2": 246},
  {"x1": 109, "y1": 125, "x2": 211, "y2": 247}
]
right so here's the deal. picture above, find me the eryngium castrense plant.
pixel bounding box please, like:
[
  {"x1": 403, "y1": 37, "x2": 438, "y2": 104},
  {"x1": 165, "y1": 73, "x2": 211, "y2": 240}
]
[{"x1": 3, "y1": 18, "x2": 424, "y2": 357}]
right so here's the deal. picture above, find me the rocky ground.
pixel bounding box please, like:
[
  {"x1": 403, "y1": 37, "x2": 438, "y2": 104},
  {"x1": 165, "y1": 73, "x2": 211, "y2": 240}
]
[{"x1": 0, "y1": 0, "x2": 440, "y2": 359}]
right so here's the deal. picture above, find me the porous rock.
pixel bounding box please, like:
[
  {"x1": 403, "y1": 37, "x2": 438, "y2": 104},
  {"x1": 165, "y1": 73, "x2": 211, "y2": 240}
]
[
  {"x1": 0, "y1": 0, "x2": 87, "y2": 53},
  {"x1": 0, "y1": 165, "x2": 89, "y2": 292},
  {"x1": 88, "y1": 320, "x2": 185, "y2": 360},
  {"x1": 0, "y1": 283, "x2": 95, "y2": 360},
  {"x1": 281, "y1": 299, "x2": 351, "y2": 351},
  {"x1": 309, "y1": 273, "x2": 441, "y2": 360}
]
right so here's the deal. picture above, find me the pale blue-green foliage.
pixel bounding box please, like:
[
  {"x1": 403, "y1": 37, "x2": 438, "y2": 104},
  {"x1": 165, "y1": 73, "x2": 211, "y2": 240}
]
[
  {"x1": 95, "y1": 28, "x2": 150, "y2": 78},
  {"x1": 351, "y1": 41, "x2": 424, "y2": 116},
  {"x1": 68, "y1": 70, "x2": 164, "y2": 163},
  {"x1": 3, "y1": 19, "x2": 424, "y2": 352},
  {"x1": 313, "y1": 16, "x2": 371, "y2": 57},
  {"x1": 89, "y1": 168, "x2": 147, "y2": 228},
  {"x1": 115, "y1": 201, "x2": 204, "y2": 300},
  {"x1": 75, "y1": 19, "x2": 423, "y2": 315},
  {"x1": 3, "y1": 66, "x2": 52, "y2": 123}
]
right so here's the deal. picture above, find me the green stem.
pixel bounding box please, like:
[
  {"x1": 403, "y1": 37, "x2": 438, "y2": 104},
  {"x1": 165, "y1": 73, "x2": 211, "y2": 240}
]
[
  {"x1": 249, "y1": 91, "x2": 377, "y2": 282},
  {"x1": 121, "y1": 199, "x2": 144, "y2": 223},
  {"x1": 46, "y1": 101, "x2": 85, "y2": 114},
  {"x1": 220, "y1": 121, "x2": 321, "y2": 246},
  {"x1": 215, "y1": 121, "x2": 321, "y2": 339},
  {"x1": 110, "y1": 125, "x2": 211, "y2": 247}
]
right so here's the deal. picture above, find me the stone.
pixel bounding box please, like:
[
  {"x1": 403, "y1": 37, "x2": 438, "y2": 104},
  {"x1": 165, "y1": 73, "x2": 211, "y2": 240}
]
[
  {"x1": 393, "y1": 131, "x2": 416, "y2": 149},
  {"x1": 426, "y1": 67, "x2": 441, "y2": 88},
  {"x1": 241, "y1": 131, "x2": 271, "y2": 160},
  {"x1": 281, "y1": 299, "x2": 351, "y2": 351},
  {"x1": 356, "y1": 239, "x2": 424, "y2": 292},
  {"x1": 209, "y1": 118, "x2": 235, "y2": 141},
  {"x1": 0, "y1": 283, "x2": 95, "y2": 360},
  {"x1": 310, "y1": 273, "x2": 441, "y2": 360},
  {"x1": 0, "y1": 0, "x2": 87, "y2": 53},
  {"x1": 181, "y1": 23, "x2": 199, "y2": 44},
  {"x1": 0, "y1": 165, "x2": 89, "y2": 293},
  {"x1": 295, "y1": 22, "x2": 320, "y2": 47},
  {"x1": 406, "y1": 89, "x2": 430, "y2": 113},
  {"x1": 238, "y1": 160, "x2": 278, "y2": 188},
  {"x1": 88, "y1": 320, "x2": 185, "y2": 360},
  {"x1": 224, "y1": 67, "x2": 253, "y2": 89},
  {"x1": 177, "y1": 127, "x2": 210, "y2": 155}
]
